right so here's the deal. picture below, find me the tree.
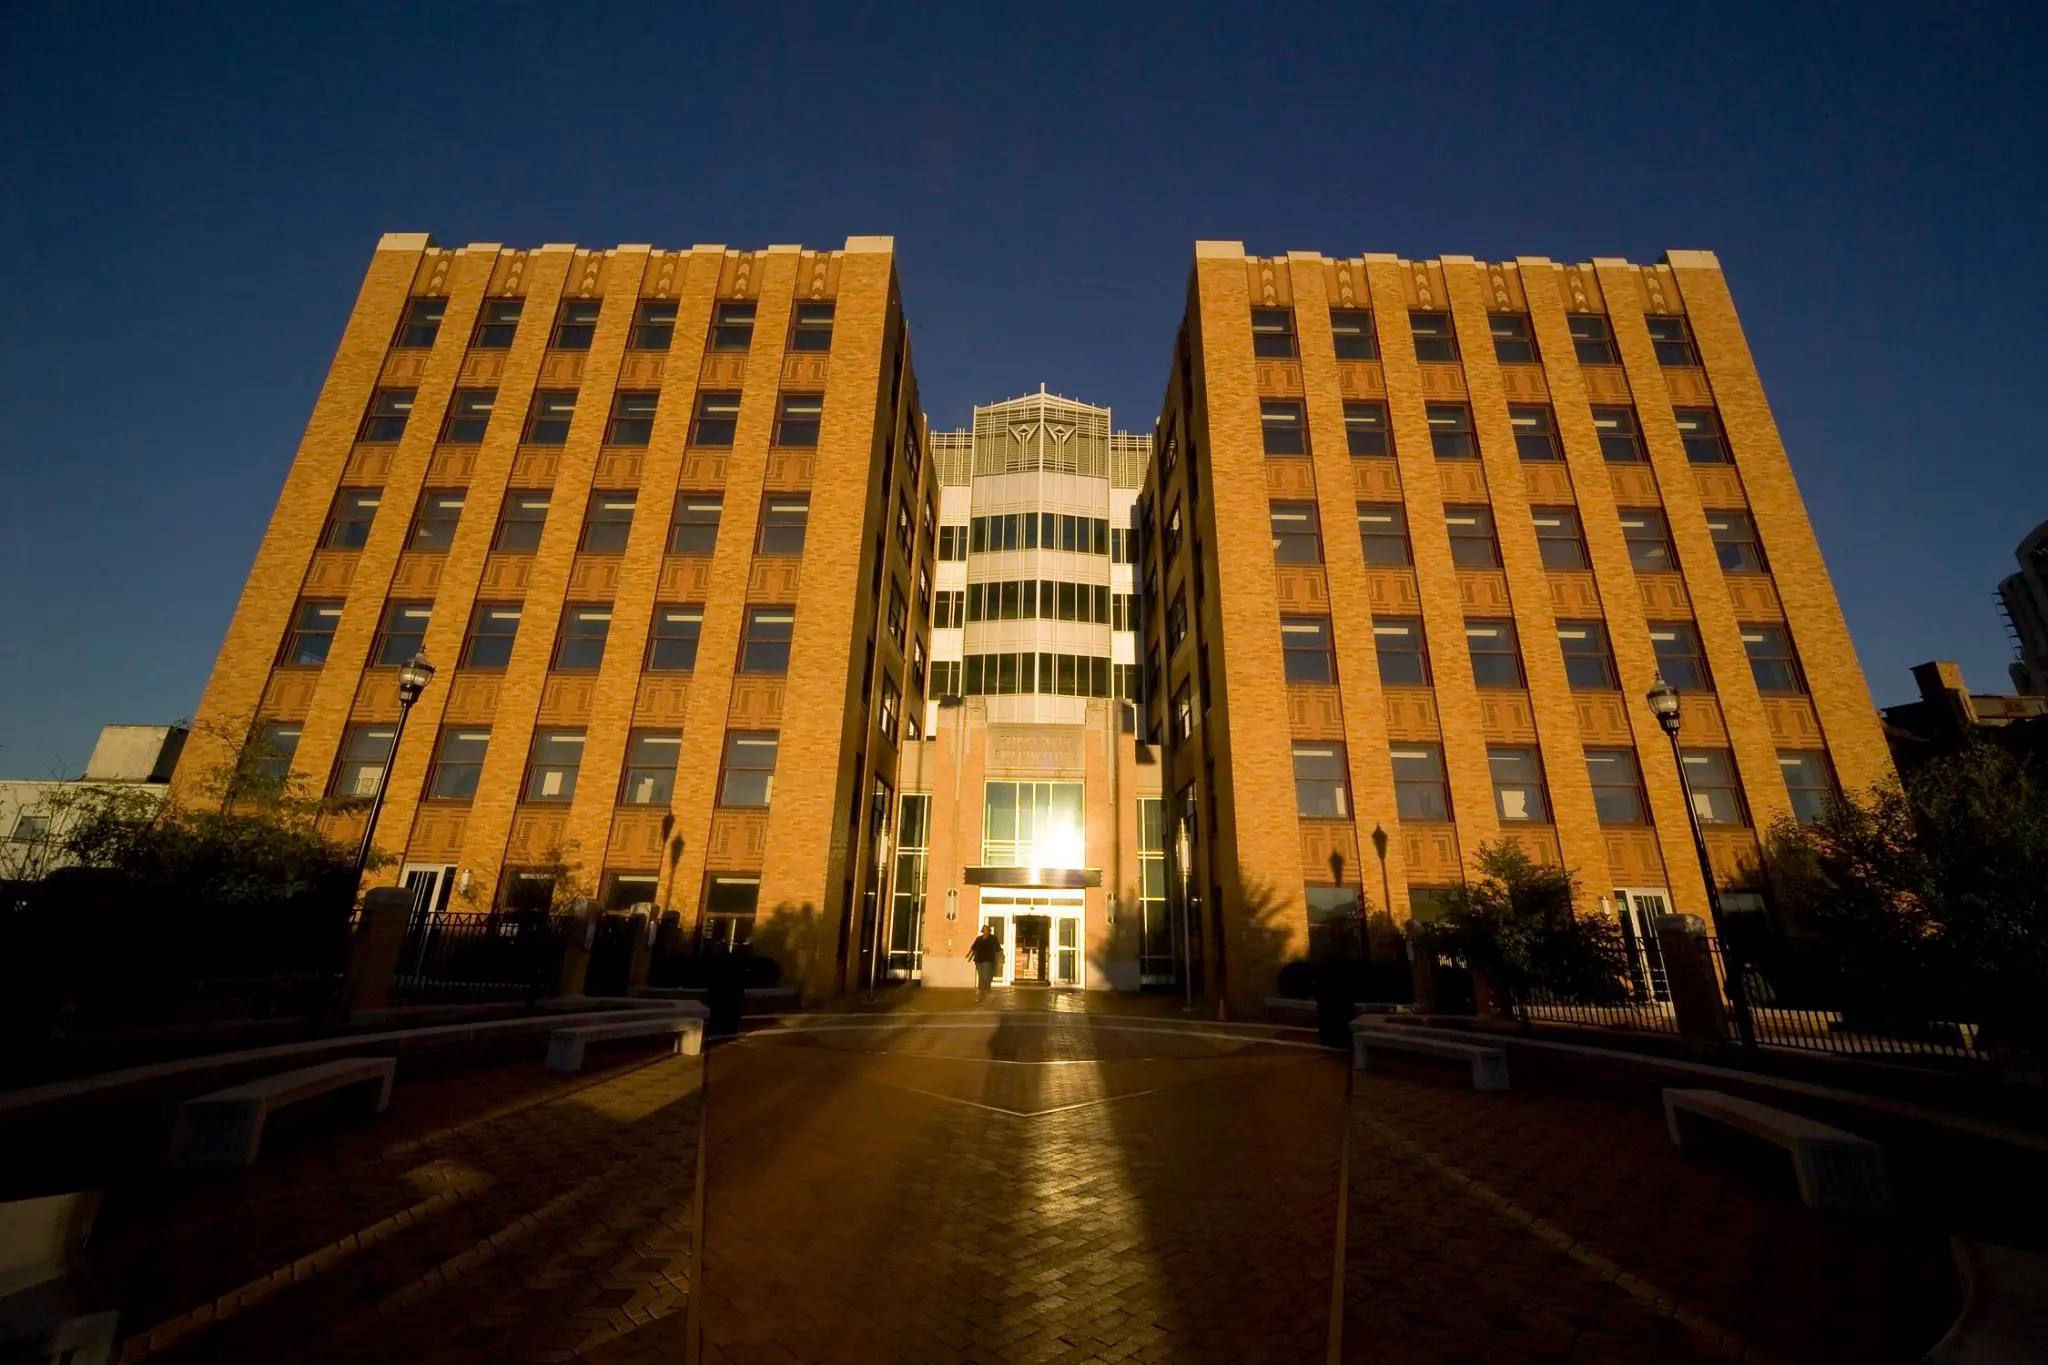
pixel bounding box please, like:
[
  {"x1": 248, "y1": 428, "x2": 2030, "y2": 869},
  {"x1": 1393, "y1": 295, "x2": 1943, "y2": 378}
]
[{"x1": 1429, "y1": 841, "x2": 1631, "y2": 1009}]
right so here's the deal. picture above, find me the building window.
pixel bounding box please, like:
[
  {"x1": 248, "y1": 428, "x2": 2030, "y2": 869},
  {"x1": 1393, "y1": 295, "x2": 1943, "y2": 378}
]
[
  {"x1": 1375, "y1": 618, "x2": 1430, "y2": 686},
  {"x1": 1344, "y1": 401, "x2": 1389, "y2": 457},
  {"x1": 426, "y1": 728, "x2": 489, "y2": 802},
  {"x1": 1410, "y1": 311, "x2": 1459, "y2": 362},
  {"x1": 1586, "y1": 748, "x2": 1648, "y2": 824},
  {"x1": 524, "y1": 729, "x2": 585, "y2": 802},
  {"x1": 442, "y1": 388, "x2": 495, "y2": 443},
  {"x1": 372, "y1": 601, "x2": 432, "y2": 667},
  {"x1": 550, "y1": 299, "x2": 601, "y2": 350},
  {"x1": 788, "y1": 302, "x2": 834, "y2": 351},
  {"x1": 646, "y1": 607, "x2": 702, "y2": 672},
  {"x1": 1681, "y1": 750, "x2": 1748, "y2": 826},
  {"x1": 629, "y1": 300, "x2": 676, "y2": 351},
  {"x1": 408, "y1": 490, "x2": 464, "y2": 551},
  {"x1": 1532, "y1": 507, "x2": 1589, "y2": 570},
  {"x1": 878, "y1": 672, "x2": 900, "y2": 741},
  {"x1": 911, "y1": 636, "x2": 926, "y2": 689},
  {"x1": 1251, "y1": 308, "x2": 1297, "y2": 358},
  {"x1": 1330, "y1": 309, "x2": 1377, "y2": 360},
  {"x1": 1510, "y1": 406, "x2": 1561, "y2": 461},
  {"x1": 1674, "y1": 408, "x2": 1731, "y2": 464},
  {"x1": 322, "y1": 489, "x2": 380, "y2": 550},
  {"x1": 1466, "y1": 619, "x2": 1525, "y2": 689},
  {"x1": 930, "y1": 660, "x2": 961, "y2": 697},
  {"x1": 523, "y1": 390, "x2": 576, "y2": 445},
  {"x1": 1490, "y1": 313, "x2": 1538, "y2": 364},
  {"x1": 1647, "y1": 315, "x2": 1700, "y2": 367},
  {"x1": 1569, "y1": 314, "x2": 1617, "y2": 365},
  {"x1": 1743, "y1": 626, "x2": 1806, "y2": 694},
  {"x1": 740, "y1": 608, "x2": 794, "y2": 674},
  {"x1": 1293, "y1": 743, "x2": 1350, "y2": 818},
  {"x1": 282, "y1": 600, "x2": 343, "y2": 666},
  {"x1": 1427, "y1": 404, "x2": 1476, "y2": 459},
  {"x1": 605, "y1": 391, "x2": 658, "y2": 446},
  {"x1": 620, "y1": 730, "x2": 681, "y2": 805},
  {"x1": 663, "y1": 494, "x2": 721, "y2": 556},
  {"x1": 1592, "y1": 407, "x2": 1646, "y2": 463},
  {"x1": 1490, "y1": 747, "x2": 1550, "y2": 822},
  {"x1": 896, "y1": 498, "x2": 914, "y2": 556},
  {"x1": 774, "y1": 392, "x2": 823, "y2": 447},
  {"x1": 709, "y1": 301, "x2": 755, "y2": 352},
  {"x1": 1270, "y1": 501, "x2": 1322, "y2": 563},
  {"x1": 1708, "y1": 511, "x2": 1768, "y2": 573},
  {"x1": 461, "y1": 604, "x2": 521, "y2": 670},
  {"x1": 494, "y1": 493, "x2": 549, "y2": 552},
  {"x1": 939, "y1": 525, "x2": 968, "y2": 560},
  {"x1": 253, "y1": 722, "x2": 301, "y2": 784},
  {"x1": 1166, "y1": 590, "x2": 1189, "y2": 655},
  {"x1": 602, "y1": 873, "x2": 660, "y2": 912},
  {"x1": 1650, "y1": 622, "x2": 1711, "y2": 691},
  {"x1": 982, "y1": 781, "x2": 1086, "y2": 867},
  {"x1": 553, "y1": 606, "x2": 611, "y2": 671},
  {"x1": 1172, "y1": 679, "x2": 1194, "y2": 742},
  {"x1": 1357, "y1": 503, "x2": 1411, "y2": 566},
  {"x1": 1445, "y1": 505, "x2": 1501, "y2": 569},
  {"x1": 358, "y1": 388, "x2": 414, "y2": 443},
  {"x1": 1261, "y1": 399, "x2": 1307, "y2": 456},
  {"x1": 471, "y1": 299, "x2": 522, "y2": 350},
  {"x1": 1779, "y1": 751, "x2": 1837, "y2": 825},
  {"x1": 395, "y1": 298, "x2": 444, "y2": 349},
  {"x1": 1164, "y1": 501, "x2": 1184, "y2": 562},
  {"x1": 719, "y1": 731, "x2": 779, "y2": 807},
  {"x1": 933, "y1": 590, "x2": 964, "y2": 629},
  {"x1": 886, "y1": 581, "x2": 907, "y2": 646},
  {"x1": 581, "y1": 493, "x2": 635, "y2": 553},
  {"x1": 1619, "y1": 508, "x2": 1677, "y2": 573},
  {"x1": 332, "y1": 724, "x2": 395, "y2": 799},
  {"x1": 757, "y1": 495, "x2": 808, "y2": 555},
  {"x1": 889, "y1": 793, "x2": 932, "y2": 971},
  {"x1": 1559, "y1": 621, "x2": 1620, "y2": 690},
  {"x1": 702, "y1": 875, "x2": 760, "y2": 949},
  {"x1": 1282, "y1": 616, "x2": 1335, "y2": 683},
  {"x1": 691, "y1": 391, "x2": 740, "y2": 447},
  {"x1": 1392, "y1": 745, "x2": 1450, "y2": 820}
]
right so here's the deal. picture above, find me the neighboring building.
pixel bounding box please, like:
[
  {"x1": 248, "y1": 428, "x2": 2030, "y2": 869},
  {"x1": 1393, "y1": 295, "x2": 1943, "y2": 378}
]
[
  {"x1": 178, "y1": 235, "x2": 932, "y2": 1000},
  {"x1": 1, "y1": 725, "x2": 186, "y2": 883},
  {"x1": 1138, "y1": 244, "x2": 1895, "y2": 1011},
  {"x1": 1882, "y1": 660, "x2": 2048, "y2": 768},
  {"x1": 1997, "y1": 520, "x2": 2048, "y2": 695}
]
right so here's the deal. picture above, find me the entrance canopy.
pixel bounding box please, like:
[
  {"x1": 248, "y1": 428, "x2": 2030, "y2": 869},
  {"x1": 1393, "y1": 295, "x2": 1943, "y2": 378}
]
[{"x1": 965, "y1": 865, "x2": 1101, "y2": 889}]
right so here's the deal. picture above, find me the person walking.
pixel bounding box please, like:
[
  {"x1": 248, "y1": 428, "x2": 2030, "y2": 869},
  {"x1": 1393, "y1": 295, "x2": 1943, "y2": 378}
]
[{"x1": 967, "y1": 924, "x2": 1004, "y2": 1003}]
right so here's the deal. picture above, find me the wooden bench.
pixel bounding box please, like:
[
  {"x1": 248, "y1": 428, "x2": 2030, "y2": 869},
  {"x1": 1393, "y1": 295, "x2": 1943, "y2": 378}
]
[
  {"x1": 1663, "y1": 1088, "x2": 1893, "y2": 1215},
  {"x1": 546, "y1": 1014, "x2": 703, "y2": 1073},
  {"x1": 1926, "y1": 1239, "x2": 2048, "y2": 1363},
  {"x1": 168, "y1": 1057, "x2": 396, "y2": 1172},
  {"x1": 1350, "y1": 1022, "x2": 1509, "y2": 1091},
  {"x1": 0, "y1": 1192, "x2": 118, "y2": 1363}
]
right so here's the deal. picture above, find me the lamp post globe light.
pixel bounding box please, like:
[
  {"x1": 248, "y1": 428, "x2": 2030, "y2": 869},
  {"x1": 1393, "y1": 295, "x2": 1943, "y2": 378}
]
[
  {"x1": 1645, "y1": 672, "x2": 1757, "y2": 1051},
  {"x1": 350, "y1": 651, "x2": 437, "y2": 891}
]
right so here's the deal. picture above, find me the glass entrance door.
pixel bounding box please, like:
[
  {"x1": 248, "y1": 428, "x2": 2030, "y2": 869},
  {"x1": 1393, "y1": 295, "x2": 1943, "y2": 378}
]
[
  {"x1": 1614, "y1": 888, "x2": 1672, "y2": 1003},
  {"x1": 1012, "y1": 915, "x2": 1051, "y2": 985},
  {"x1": 983, "y1": 892, "x2": 1086, "y2": 989}
]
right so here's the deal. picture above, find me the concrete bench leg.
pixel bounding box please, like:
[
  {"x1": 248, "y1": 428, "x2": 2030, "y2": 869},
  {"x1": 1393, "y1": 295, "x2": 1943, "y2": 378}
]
[
  {"x1": 1352, "y1": 1035, "x2": 1368, "y2": 1071},
  {"x1": 1469, "y1": 1054, "x2": 1510, "y2": 1092},
  {"x1": 545, "y1": 1036, "x2": 588, "y2": 1074},
  {"x1": 681, "y1": 1023, "x2": 703, "y2": 1057},
  {"x1": 1796, "y1": 1140, "x2": 1894, "y2": 1216}
]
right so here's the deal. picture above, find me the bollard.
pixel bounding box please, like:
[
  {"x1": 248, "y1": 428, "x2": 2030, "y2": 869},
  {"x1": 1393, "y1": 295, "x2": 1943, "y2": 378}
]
[
  {"x1": 555, "y1": 902, "x2": 599, "y2": 999},
  {"x1": 1655, "y1": 913, "x2": 1730, "y2": 1043},
  {"x1": 627, "y1": 912, "x2": 655, "y2": 993},
  {"x1": 341, "y1": 888, "x2": 416, "y2": 1017}
]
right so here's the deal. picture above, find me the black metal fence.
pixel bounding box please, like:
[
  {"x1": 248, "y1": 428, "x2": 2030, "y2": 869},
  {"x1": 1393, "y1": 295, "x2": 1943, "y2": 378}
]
[{"x1": 389, "y1": 911, "x2": 568, "y2": 1005}]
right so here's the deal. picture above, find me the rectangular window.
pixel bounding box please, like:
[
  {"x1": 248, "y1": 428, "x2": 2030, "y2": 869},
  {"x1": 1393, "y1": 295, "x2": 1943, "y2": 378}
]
[
  {"x1": 788, "y1": 302, "x2": 835, "y2": 351},
  {"x1": 1708, "y1": 511, "x2": 1767, "y2": 573},
  {"x1": 741, "y1": 608, "x2": 794, "y2": 674},
  {"x1": 1779, "y1": 751, "x2": 1837, "y2": 825},
  {"x1": 933, "y1": 590, "x2": 964, "y2": 629},
  {"x1": 1532, "y1": 507, "x2": 1589, "y2": 570},
  {"x1": 709, "y1": 301, "x2": 755, "y2": 352},
  {"x1": 395, "y1": 297, "x2": 444, "y2": 349},
  {"x1": 1559, "y1": 621, "x2": 1620, "y2": 690},
  {"x1": 1619, "y1": 508, "x2": 1677, "y2": 573},
  {"x1": 408, "y1": 490, "x2": 464, "y2": 551},
  {"x1": 523, "y1": 390, "x2": 576, "y2": 445},
  {"x1": 629, "y1": 299, "x2": 676, "y2": 351},
  {"x1": 461, "y1": 603, "x2": 521, "y2": 670},
  {"x1": 1466, "y1": 619, "x2": 1524, "y2": 689},
  {"x1": 1509, "y1": 406, "x2": 1561, "y2": 461},
  {"x1": 1427, "y1": 404, "x2": 1476, "y2": 459},
  {"x1": 719, "y1": 731, "x2": 779, "y2": 807},
  {"x1": 621, "y1": 730, "x2": 681, "y2": 805},
  {"x1": 358, "y1": 388, "x2": 415, "y2": 443},
  {"x1": 523, "y1": 729, "x2": 585, "y2": 802},
  {"x1": 1282, "y1": 616, "x2": 1335, "y2": 683},
  {"x1": 1445, "y1": 505, "x2": 1501, "y2": 569},
  {"x1": 878, "y1": 672, "x2": 900, "y2": 741},
  {"x1": 896, "y1": 498, "x2": 913, "y2": 555},
  {"x1": 553, "y1": 606, "x2": 610, "y2": 671},
  {"x1": 1490, "y1": 747, "x2": 1549, "y2": 822},
  {"x1": 332, "y1": 724, "x2": 395, "y2": 799},
  {"x1": 1166, "y1": 589, "x2": 1189, "y2": 655},
  {"x1": 1674, "y1": 407, "x2": 1731, "y2": 465},
  {"x1": 774, "y1": 392, "x2": 823, "y2": 447},
  {"x1": 1342, "y1": 401, "x2": 1389, "y2": 458},
  {"x1": 442, "y1": 388, "x2": 495, "y2": 443},
  {"x1": 1410, "y1": 311, "x2": 1459, "y2": 362},
  {"x1": 1490, "y1": 313, "x2": 1537, "y2": 364},
  {"x1": 1569, "y1": 314, "x2": 1617, "y2": 365},
  {"x1": 662, "y1": 494, "x2": 722, "y2": 556},
  {"x1": 1293, "y1": 743, "x2": 1350, "y2": 818},
  {"x1": 701, "y1": 875, "x2": 760, "y2": 949},
  {"x1": 1375, "y1": 618, "x2": 1430, "y2": 686},
  {"x1": 1646, "y1": 315, "x2": 1700, "y2": 367},
  {"x1": 1269, "y1": 501, "x2": 1321, "y2": 563},
  {"x1": 981, "y1": 780, "x2": 1086, "y2": 867},
  {"x1": 253, "y1": 722, "x2": 301, "y2": 783},
  {"x1": 1743, "y1": 625, "x2": 1805, "y2": 694},
  {"x1": 1392, "y1": 745, "x2": 1450, "y2": 821},
  {"x1": 550, "y1": 299, "x2": 600, "y2": 350},
  {"x1": 886, "y1": 581, "x2": 907, "y2": 646},
  {"x1": 1681, "y1": 750, "x2": 1747, "y2": 826},
  {"x1": 1251, "y1": 308, "x2": 1297, "y2": 358},
  {"x1": 691, "y1": 392, "x2": 740, "y2": 447},
  {"x1": 605, "y1": 390, "x2": 658, "y2": 446},
  {"x1": 581, "y1": 492, "x2": 635, "y2": 553},
  {"x1": 1330, "y1": 309, "x2": 1377, "y2": 360},
  {"x1": 1586, "y1": 748, "x2": 1647, "y2": 824},
  {"x1": 322, "y1": 489, "x2": 380, "y2": 550},
  {"x1": 494, "y1": 493, "x2": 549, "y2": 552},
  {"x1": 427, "y1": 728, "x2": 489, "y2": 802},
  {"x1": 471, "y1": 299, "x2": 522, "y2": 350},
  {"x1": 373, "y1": 600, "x2": 432, "y2": 667},
  {"x1": 757, "y1": 495, "x2": 809, "y2": 555},
  {"x1": 930, "y1": 660, "x2": 961, "y2": 697},
  {"x1": 1164, "y1": 502, "x2": 1183, "y2": 562},
  {"x1": 1357, "y1": 503, "x2": 1411, "y2": 566},
  {"x1": 1649, "y1": 622, "x2": 1711, "y2": 691},
  {"x1": 1261, "y1": 399, "x2": 1307, "y2": 456},
  {"x1": 282, "y1": 600, "x2": 343, "y2": 666},
  {"x1": 1172, "y1": 679, "x2": 1194, "y2": 742},
  {"x1": 646, "y1": 607, "x2": 703, "y2": 672},
  {"x1": 604, "y1": 873, "x2": 660, "y2": 912},
  {"x1": 1592, "y1": 407, "x2": 1646, "y2": 463},
  {"x1": 938, "y1": 524, "x2": 968, "y2": 560}
]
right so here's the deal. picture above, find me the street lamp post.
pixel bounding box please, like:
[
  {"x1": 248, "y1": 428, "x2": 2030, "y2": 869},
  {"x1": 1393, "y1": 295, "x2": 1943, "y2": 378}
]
[
  {"x1": 1645, "y1": 672, "x2": 1757, "y2": 1052},
  {"x1": 1175, "y1": 823, "x2": 1195, "y2": 1013},
  {"x1": 351, "y1": 651, "x2": 437, "y2": 891}
]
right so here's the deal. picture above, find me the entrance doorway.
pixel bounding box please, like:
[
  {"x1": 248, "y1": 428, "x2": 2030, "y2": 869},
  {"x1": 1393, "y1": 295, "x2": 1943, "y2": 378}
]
[
  {"x1": 978, "y1": 891, "x2": 1085, "y2": 989},
  {"x1": 1613, "y1": 887, "x2": 1673, "y2": 1003},
  {"x1": 1013, "y1": 916, "x2": 1050, "y2": 985}
]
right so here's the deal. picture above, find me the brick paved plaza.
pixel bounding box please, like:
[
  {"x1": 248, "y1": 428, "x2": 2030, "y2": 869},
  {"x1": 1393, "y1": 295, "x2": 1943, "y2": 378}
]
[{"x1": 88, "y1": 992, "x2": 1959, "y2": 1364}]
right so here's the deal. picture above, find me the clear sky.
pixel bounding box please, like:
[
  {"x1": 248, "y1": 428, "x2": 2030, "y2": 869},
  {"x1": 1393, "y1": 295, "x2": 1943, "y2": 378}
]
[{"x1": 2, "y1": 1, "x2": 2043, "y2": 778}]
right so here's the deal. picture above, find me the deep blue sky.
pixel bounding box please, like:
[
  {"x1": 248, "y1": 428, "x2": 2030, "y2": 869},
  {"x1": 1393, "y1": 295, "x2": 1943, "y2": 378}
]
[{"x1": 3, "y1": 1, "x2": 2044, "y2": 778}]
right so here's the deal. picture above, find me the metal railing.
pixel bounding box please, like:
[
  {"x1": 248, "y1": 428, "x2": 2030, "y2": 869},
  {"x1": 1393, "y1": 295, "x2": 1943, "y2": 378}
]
[{"x1": 389, "y1": 911, "x2": 567, "y2": 1005}]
